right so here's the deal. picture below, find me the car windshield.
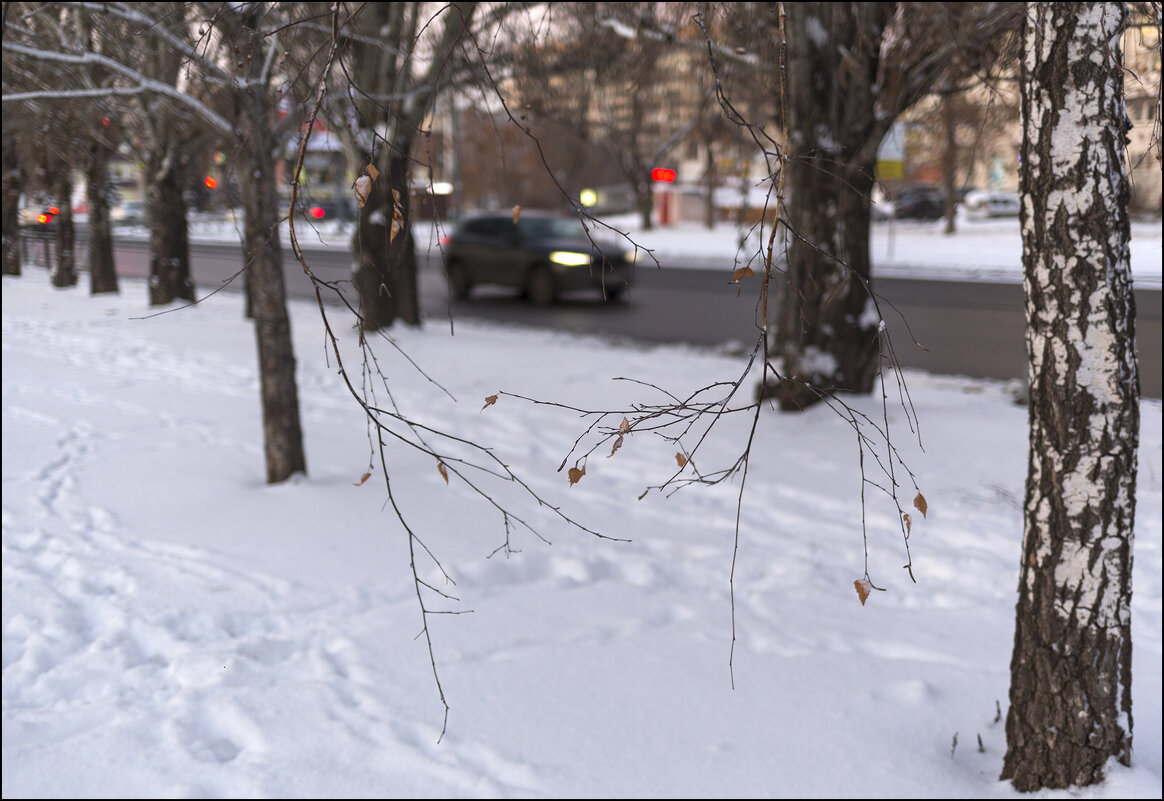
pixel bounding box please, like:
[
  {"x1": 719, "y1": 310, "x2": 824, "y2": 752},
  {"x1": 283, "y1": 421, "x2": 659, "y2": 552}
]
[{"x1": 518, "y1": 216, "x2": 587, "y2": 241}]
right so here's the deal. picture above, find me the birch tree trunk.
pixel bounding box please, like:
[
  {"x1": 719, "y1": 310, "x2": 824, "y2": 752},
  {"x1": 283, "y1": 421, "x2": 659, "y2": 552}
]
[{"x1": 1002, "y1": 3, "x2": 1138, "y2": 791}]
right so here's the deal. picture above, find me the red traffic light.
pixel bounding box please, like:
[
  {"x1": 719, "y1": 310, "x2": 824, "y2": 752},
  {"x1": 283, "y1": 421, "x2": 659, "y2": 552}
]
[
  {"x1": 48, "y1": 206, "x2": 60, "y2": 215},
  {"x1": 651, "y1": 168, "x2": 676, "y2": 183},
  {"x1": 309, "y1": 206, "x2": 326, "y2": 219},
  {"x1": 204, "y1": 176, "x2": 217, "y2": 189}
]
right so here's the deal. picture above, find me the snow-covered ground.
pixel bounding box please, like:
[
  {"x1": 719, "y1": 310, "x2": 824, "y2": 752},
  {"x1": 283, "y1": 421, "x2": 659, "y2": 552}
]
[{"x1": 2, "y1": 247, "x2": 1161, "y2": 796}]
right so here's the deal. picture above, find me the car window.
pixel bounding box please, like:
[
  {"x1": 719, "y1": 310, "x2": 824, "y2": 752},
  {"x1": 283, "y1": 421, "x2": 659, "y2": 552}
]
[
  {"x1": 518, "y1": 217, "x2": 586, "y2": 241},
  {"x1": 459, "y1": 217, "x2": 507, "y2": 239}
]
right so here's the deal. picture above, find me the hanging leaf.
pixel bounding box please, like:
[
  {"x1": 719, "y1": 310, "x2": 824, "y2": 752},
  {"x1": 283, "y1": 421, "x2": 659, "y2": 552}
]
[
  {"x1": 732, "y1": 266, "x2": 754, "y2": 282},
  {"x1": 437, "y1": 462, "x2": 449, "y2": 484},
  {"x1": 354, "y1": 471, "x2": 371, "y2": 486},
  {"x1": 354, "y1": 174, "x2": 372, "y2": 208},
  {"x1": 608, "y1": 434, "x2": 624, "y2": 458},
  {"x1": 619, "y1": 417, "x2": 631, "y2": 434},
  {"x1": 903, "y1": 512, "x2": 912, "y2": 535},
  {"x1": 482, "y1": 394, "x2": 498, "y2": 410},
  {"x1": 390, "y1": 188, "x2": 405, "y2": 243},
  {"x1": 854, "y1": 578, "x2": 872, "y2": 606},
  {"x1": 512, "y1": 204, "x2": 522, "y2": 223},
  {"x1": 914, "y1": 492, "x2": 928, "y2": 519},
  {"x1": 366, "y1": 163, "x2": 380, "y2": 182},
  {"x1": 675, "y1": 452, "x2": 687, "y2": 468},
  {"x1": 568, "y1": 465, "x2": 586, "y2": 486}
]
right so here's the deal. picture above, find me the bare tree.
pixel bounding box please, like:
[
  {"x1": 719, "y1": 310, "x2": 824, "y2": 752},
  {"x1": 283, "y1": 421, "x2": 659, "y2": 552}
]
[
  {"x1": 1001, "y1": 2, "x2": 1139, "y2": 790},
  {"x1": 334, "y1": 1, "x2": 478, "y2": 331},
  {"x1": 4, "y1": 1, "x2": 310, "y2": 483},
  {"x1": 758, "y1": 2, "x2": 1022, "y2": 410}
]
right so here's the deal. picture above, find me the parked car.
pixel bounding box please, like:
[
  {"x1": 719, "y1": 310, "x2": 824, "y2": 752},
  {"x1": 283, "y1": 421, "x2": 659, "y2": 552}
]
[
  {"x1": 963, "y1": 190, "x2": 1020, "y2": 218},
  {"x1": 111, "y1": 200, "x2": 146, "y2": 226},
  {"x1": 442, "y1": 210, "x2": 637, "y2": 304},
  {"x1": 892, "y1": 185, "x2": 946, "y2": 220}
]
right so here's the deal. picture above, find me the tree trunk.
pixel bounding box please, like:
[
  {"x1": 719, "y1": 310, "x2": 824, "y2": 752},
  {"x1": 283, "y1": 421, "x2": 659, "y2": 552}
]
[
  {"x1": 633, "y1": 179, "x2": 654, "y2": 230},
  {"x1": 352, "y1": 147, "x2": 421, "y2": 331},
  {"x1": 51, "y1": 173, "x2": 77, "y2": 288},
  {"x1": 2, "y1": 133, "x2": 21, "y2": 277},
  {"x1": 237, "y1": 79, "x2": 307, "y2": 484},
  {"x1": 1001, "y1": 3, "x2": 1138, "y2": 792},
  {"x1": 146, "y1": 161, "x2": 193, "y2": 305},
  {"x1": 87, "y1": 143, "x2": 118, "y2": 295},
  {"x1": 942, "y1": 92, "x2": 958, "y2": 235},
  {"x1": 704, "y1": 142, "x2": 717, "y2": 230},
  {"x1": 760, "y1": 3, "x2": 892, "y2": 410}
]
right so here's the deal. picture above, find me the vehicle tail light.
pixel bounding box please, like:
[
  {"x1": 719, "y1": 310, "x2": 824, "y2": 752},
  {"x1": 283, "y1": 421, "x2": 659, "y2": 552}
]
[{"x1": 439, "y1": 235, "x2": 450, "y2": 247}]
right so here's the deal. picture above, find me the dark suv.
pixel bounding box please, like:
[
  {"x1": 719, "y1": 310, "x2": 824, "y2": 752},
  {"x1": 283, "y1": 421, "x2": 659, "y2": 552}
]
[
  {"x1": 442, "y1": 210, "x2": 636, "y2": 304},
  {"x1": 893, "y1": 185, "x2": 946, "y2": 220}
]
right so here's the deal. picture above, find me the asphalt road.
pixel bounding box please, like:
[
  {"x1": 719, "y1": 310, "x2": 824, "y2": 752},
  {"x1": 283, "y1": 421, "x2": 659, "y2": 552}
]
[{"x1": 97, "y1": 237, "x2": 1164, "y2": 397}]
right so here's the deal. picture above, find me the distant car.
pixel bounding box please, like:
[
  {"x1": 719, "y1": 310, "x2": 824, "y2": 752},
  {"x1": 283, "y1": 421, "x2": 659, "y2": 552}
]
[
  {"x1": 298, "y1": 197, "x2": 356, "y2": 222},
  {"x1": 893, "y1": 185, "x2": 946, "y2": 220},
  {"x1": 963, "y1": 190, "x2": 1020, "y2": 218},
  {"x1": 111, "y1": 200, "x2": 146, "y2": 226},
  {"x1": 442, "y1": 210, "x2": 637, "y2": 304},
  {"x1": 19, "y1": 204, "x2": 59, "y2": 235}
]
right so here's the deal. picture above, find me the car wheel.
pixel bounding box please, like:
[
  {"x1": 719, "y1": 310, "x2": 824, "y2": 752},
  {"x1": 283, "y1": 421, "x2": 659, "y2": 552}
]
[
  {"x1": 447, "y1": 261, "x2": 472, "y2": 300},
  {"x1": 525, "y1": 265, "x2": 556, "y2": 306}
]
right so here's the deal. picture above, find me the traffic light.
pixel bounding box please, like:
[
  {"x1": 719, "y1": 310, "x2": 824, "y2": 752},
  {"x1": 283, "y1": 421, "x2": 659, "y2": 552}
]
[
  {"x1": 651, "y1": 168, "x2": 677, "y2": 183},
  {"x1": 204, "y1": 176, "x2": 217, "y2": 189}
]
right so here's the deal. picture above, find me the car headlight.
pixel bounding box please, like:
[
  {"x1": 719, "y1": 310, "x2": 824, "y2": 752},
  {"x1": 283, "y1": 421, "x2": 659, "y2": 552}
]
[{"x1": 549, "y1": 251, "x2": 591, "y2": 267}]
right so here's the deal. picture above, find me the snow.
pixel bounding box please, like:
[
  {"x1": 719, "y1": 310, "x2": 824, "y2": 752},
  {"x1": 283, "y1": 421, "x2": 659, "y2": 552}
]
[{"x1": 4, "y1": 232, "x2": 1162, "y2": 797}]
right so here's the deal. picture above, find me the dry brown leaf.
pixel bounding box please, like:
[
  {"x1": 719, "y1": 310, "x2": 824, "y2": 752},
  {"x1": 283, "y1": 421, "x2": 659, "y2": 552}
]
[
  {"x1": 354, "y1": 174, "x2": 371, "y2": 208},
  {"x1": 675, "y1": 452, "x2": 688, "y2": 468},
  {"x1": 903, "y1": 512, "x2": 912, "y2": 535},
  {"x1": 619, "y1": 416, "x2": 631, "y2": 434},
  {"x1": 568, "y1": 465, "x2": 586, "y2": 486},
  {"x1": 854, "y1": 578, "x2": 872, "y2": 606},
  {"x1": 512, "y1": 204, "x2": 522, "y2": 223},
  {"x1": 366, "y1": 163, "x2": 379, "y2": 181},
  {"x1": 354, "y1": 471, "x2": 371, "y2": 486},
  {"x1": 732, "y1": 266, "x2": 755, "y2": 282},
  {"x1": 482, "y1": 394, "x2": 498, "y2": 410},
  {"x1": 438, "y1": 462, "x2": 449, "y2": 484},
  {"x1": 914, "y1": 492, "x2": 928, "y2": 519},
  {"x1": 390, "y1": 188, "x2": 405, "y2": 243},
  {"x1": 608, "y1": 434, "x2": 624, "y2": 458}
]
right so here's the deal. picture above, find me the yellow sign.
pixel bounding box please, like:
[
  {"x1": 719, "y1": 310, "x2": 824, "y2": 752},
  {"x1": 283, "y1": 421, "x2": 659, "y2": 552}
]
[{"x1": 876, "y1": 160, "x2": 904, "y2": 181}]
